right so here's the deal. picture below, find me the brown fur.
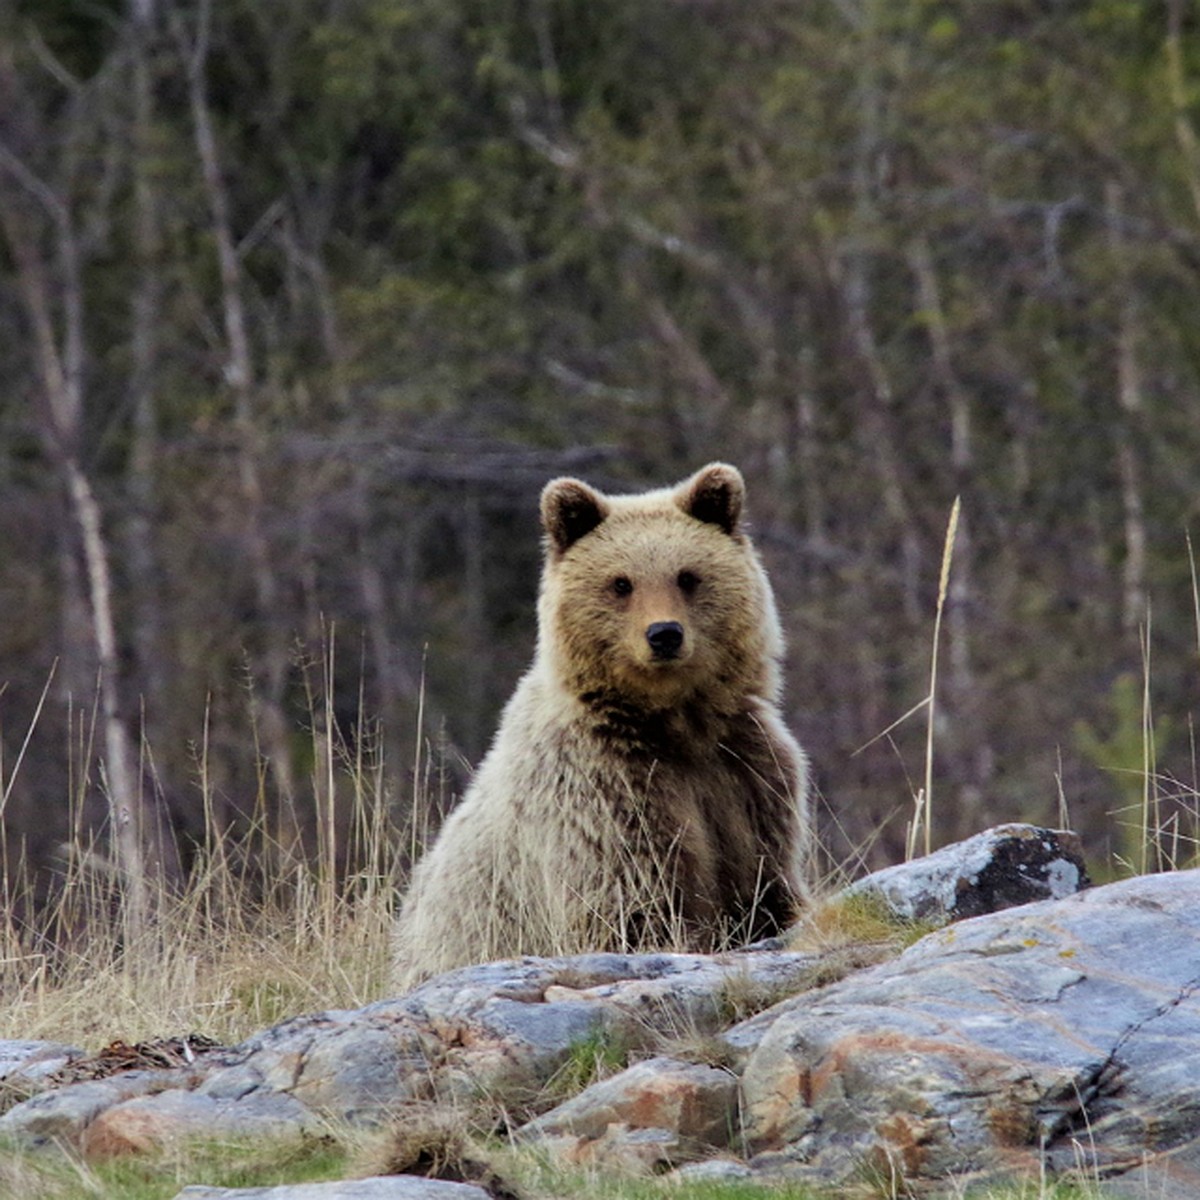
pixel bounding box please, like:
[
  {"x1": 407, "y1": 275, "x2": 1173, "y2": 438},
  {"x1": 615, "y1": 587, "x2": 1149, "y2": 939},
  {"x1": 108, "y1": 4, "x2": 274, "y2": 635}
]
[{"x1": 392, "y1": 463, "x2": 811, "y2": 990}]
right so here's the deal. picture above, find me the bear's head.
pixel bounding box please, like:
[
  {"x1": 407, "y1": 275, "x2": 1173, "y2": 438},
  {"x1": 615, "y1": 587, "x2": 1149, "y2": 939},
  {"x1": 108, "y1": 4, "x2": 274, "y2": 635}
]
[{"x1": 536, "y1": 463, "x2": 785, "y2": 714}]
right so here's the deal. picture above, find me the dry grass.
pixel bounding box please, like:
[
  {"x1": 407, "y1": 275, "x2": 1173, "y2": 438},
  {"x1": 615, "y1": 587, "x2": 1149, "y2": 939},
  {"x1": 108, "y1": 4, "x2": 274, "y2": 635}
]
[
  {"x1": 909, "y1": 495, "x2": 961, "y2": 863},
  {"x1": 788, "y1": 890, "x2": 939, "y2": 957},
  {"x1": 0, "y1": 868, "x2": 397, "y2": 1049},
  {"x1": 0, "y1": 657, "x2": 410, "y2": 1052}
]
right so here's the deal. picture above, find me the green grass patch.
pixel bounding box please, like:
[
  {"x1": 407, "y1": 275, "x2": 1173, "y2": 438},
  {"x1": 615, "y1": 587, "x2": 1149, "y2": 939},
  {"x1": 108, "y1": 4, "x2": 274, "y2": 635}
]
[
  {"x1": 0, "y1": 1133, "x2": 348, "y2": 1200},
  {"x1": 0, "y1": 1130, "x2": 1113, "y2": 1200},
  {"x1": 542, "y1": 1026, "x2": 634, "y2": 1104},
  {"x1": 505, "y1": 1155, "x2": 1108, "y2": 1199}
]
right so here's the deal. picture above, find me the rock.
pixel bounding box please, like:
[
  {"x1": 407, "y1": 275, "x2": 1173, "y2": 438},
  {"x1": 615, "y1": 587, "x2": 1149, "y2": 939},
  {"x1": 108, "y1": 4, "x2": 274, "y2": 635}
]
[
  {"x1": 537, "y1": 1124, "x2": 686, "y2": 1174},
  {"x1": 268, "y1": 1025, "x2": 429, "y2": 1121},
  {"x1": 171, "y1": 1178, "x2": 491, "y2": 1199},
  {"x1": 841, "y1": 822, "x2": 1088, "y2": 924},
  {"x1": 15, "y1": 830, "x2": 1200, "y2": 1199},
  {"x1": 671, "y1": 1158, "x2": 754, "y2": 1182},
  {"x1": 519, "y1": 1056, "x2": 738, "y2": 1169},
  {"x1": 188, "y1": 1007, "x2": 439, "y2": 1123},
  {"x1": 397, "y1": 948, "x2": 820, "y2": 1041},
  {"x1": 0, "y1": 945, "x2": 820, "y2": 1155},
  {"x1": 0, "y1": 1071, "x2": 180, "y2": 1144},
  {"x1": 1097, "y1": 1157, "x2": 1200, "y2": 1200},
  {"x1": 194, "y1": 1008, "x2": 430, "y2": 1117},
  {"x1": 0, "y1": 1038, "x2": 84, "y2": 1084},
  {"x1": 736, "y1": 868, "x2": 1200, "y2": 1190},
  {"x1": 82, "y1": 1089, "x2": 322, "y2": 1157}
]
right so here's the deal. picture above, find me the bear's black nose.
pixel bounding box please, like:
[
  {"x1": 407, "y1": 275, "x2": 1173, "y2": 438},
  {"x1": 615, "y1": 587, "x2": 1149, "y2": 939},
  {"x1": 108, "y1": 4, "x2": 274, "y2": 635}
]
[{"x1": 646, "y1": 621, "x2": 685, "y2": 659}]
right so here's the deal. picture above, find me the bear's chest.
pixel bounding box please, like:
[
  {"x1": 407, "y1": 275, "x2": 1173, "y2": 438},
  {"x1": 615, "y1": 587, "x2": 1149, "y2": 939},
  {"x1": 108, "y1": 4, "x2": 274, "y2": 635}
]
[{"x1": 570, "y1": 713, "x2": 782, "y2": 851}]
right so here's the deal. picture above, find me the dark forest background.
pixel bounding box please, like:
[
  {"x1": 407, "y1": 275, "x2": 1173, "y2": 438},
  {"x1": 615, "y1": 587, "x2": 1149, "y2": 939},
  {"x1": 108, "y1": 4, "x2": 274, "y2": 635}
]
[{"x1": 2, "y1": 0, "x2": 1199, "y2": 921}]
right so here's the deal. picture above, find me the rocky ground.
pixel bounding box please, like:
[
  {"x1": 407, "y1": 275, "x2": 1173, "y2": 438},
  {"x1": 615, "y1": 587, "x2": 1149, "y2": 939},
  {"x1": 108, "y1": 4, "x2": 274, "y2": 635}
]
[{"x1": 4, "y1": 825, "x2": 1198, "y2": 1199}]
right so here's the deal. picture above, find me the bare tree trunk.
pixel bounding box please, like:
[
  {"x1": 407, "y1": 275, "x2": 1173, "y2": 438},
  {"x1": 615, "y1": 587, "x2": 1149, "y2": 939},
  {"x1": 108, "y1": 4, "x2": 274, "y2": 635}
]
[
  {"x1": 825, "y1": 233, "x2": 922, "y2": 621},
  {"x1": 792, "y1": 339, "x2": 826, "y2": 544},
  {"x1": 125, "y1": 0, "x2": 167, "y2": 765},
  {"x1": 172, "y1": 0, "x2": 298, "y2": 834},
  {"x1": 65, "y1": 458, "x2": 150, "y2": 940},
  {"x1": 1105, "y1": 182, "x2": 1147, "y2": 637},
  {"x1": 643, "y1": 293, "x2": 731, "y2": 455},
  {"x1": 352, "y1": 475, "x2": 407, "y2": 772},
  {"x1": 909, "y1": 237, "x2": 974, "y2": 686},
  {"x1": 830, "y1": 8, "x2": 922, "y2": 623},
  {"x1": 0, "y1": 133, "x2": 150, "y2": 945}
]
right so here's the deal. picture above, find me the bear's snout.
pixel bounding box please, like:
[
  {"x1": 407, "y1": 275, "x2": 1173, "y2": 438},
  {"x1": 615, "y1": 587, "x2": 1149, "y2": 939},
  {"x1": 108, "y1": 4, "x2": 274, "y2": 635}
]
[{"x1": 646, "y1": 620, "x2": 685, "y2": 660}]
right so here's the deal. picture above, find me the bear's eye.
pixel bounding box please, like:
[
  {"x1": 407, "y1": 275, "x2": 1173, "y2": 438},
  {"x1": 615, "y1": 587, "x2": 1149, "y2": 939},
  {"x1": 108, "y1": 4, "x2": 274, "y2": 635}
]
[
  {"x1": 677, "y1": 570, "x2": 700, "y2": 595},
  {"x1": 612, "y1": 576, "x2": 634, "y2": 597}
]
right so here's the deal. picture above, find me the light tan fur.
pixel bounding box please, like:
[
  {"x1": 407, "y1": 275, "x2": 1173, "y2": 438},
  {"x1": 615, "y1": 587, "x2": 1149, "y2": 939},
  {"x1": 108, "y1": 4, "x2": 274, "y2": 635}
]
[{"x1": 392, "y1": 463, "x2": 811, "y2": 990}]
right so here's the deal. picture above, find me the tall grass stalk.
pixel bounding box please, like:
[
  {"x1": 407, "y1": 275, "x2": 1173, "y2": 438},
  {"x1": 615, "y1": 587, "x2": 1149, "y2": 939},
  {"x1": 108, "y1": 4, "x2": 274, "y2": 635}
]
[
  {"x1": 1190, "y1": 533, "x2": 1200, "y2": 863},
  {"x1": 1137, "y1": 615, "x2": 1156, "y2": 875},
  {"x1": 1189, "y1": 533, "x2": 1200, "y2": 669},
  {"x1": 313, "y1": 622, "x2": 340, "y2": 938},
  {"x1": 0, "y1": 662, "x2": 58, "y2": 919},
  {"x1": 908, "y1": 495, "x2": 960, "y2": 861},
  {"x1": 410, "y1": 648, "x2": 429, "y2": 867}
]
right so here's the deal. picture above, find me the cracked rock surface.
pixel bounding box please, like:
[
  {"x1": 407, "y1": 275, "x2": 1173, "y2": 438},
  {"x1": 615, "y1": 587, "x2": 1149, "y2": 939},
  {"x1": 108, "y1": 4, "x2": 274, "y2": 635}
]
[
  {"x1": 731, "y1": 868, "x2": 1200, "y2": 1192},
  {"x1": 2, "y1": 826, "x2": 1197, "y2": 1197}
]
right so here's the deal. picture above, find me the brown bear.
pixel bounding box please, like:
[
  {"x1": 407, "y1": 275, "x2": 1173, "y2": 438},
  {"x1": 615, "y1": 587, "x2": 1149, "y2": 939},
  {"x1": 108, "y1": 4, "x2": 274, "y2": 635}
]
[{"x1": 391, "y1": 462, "x2": 811, "y2": 990}]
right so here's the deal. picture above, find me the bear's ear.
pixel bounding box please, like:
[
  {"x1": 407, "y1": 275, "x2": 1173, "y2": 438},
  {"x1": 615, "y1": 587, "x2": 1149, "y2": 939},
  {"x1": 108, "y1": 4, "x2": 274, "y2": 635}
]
[
  {"x1": 541, "y1": 478, "x2": 610, "y2": 554},
  {"x1": 678, "y1": 462, "x2": 745, "y2": 534}
]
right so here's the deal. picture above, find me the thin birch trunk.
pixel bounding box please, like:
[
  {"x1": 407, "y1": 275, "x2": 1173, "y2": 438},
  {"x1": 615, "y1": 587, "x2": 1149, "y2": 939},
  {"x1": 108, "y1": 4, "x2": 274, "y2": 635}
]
[
  {"x1": 65, "y1": 457, "x2": 150, "y2": 941},
  {"x1": 908, "y1": 236, "x2": 975, "y2": 698},
  {"x1": 173, "y1": 0, "x2": 298, "y2": 833},
  {"x1": 462, "y1": 491, "x2": 487, "y2": 757},
  {"x1": 0, "y1": 133, "x2": 150, "y2": 945},
  {"x1": 126, "y1": 0, "x2": 167, "y2": 762},
  {"x1": 835, "y1": 5, "x2": 921, "y2": 622},
  {"x1": 1105, "y1": 182, "x2": 1147, "y2": 637}
]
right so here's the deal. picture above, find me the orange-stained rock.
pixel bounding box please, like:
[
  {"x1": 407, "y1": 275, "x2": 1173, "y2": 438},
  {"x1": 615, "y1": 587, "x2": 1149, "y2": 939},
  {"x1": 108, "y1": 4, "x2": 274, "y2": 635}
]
[
  {"x1": 81, "y1": 1090, "x2": 320, "y2": 1158},
  {"x1": 522, "y1": 1056, "x2": 737, "y2": 1148}
]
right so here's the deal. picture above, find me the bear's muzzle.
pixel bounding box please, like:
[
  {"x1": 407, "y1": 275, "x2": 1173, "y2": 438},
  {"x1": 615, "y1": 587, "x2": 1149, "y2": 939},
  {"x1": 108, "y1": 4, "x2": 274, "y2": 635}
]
[{"x1": 646, "y1": 620, "x2": 685, "y2": 660}]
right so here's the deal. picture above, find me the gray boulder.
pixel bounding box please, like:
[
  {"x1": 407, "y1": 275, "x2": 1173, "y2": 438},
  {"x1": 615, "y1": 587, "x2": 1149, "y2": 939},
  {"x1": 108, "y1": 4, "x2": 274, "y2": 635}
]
[
  {"x1": 0, "y1": 1039, "x2": 84, "y2": 1083},
  {"x1": 30, "y1": 824, "x2": 1200, "y2": 1197},
  {"x1": 82, "y1": 1089, "x2": 323, "y2": 1157},
  {"x1": 509, "y1": 863, "x2": 1200, "y2": 1193},
  {"x1": 733, "y1": 868, "x2": 1200, "y2": 1189},
  {"x1": 518, "y1": 1056, "x2": 739, "y2": 1170},
  {"x1": 172, "y1": 1179, "x2": 490, "y2": 1200},
  {"x1": 841, "y1": 822, "x2": 1088, "y2": 923},
  {"x1": 0, "y1": 1071, "x2": 178, "y2": 1144}
]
